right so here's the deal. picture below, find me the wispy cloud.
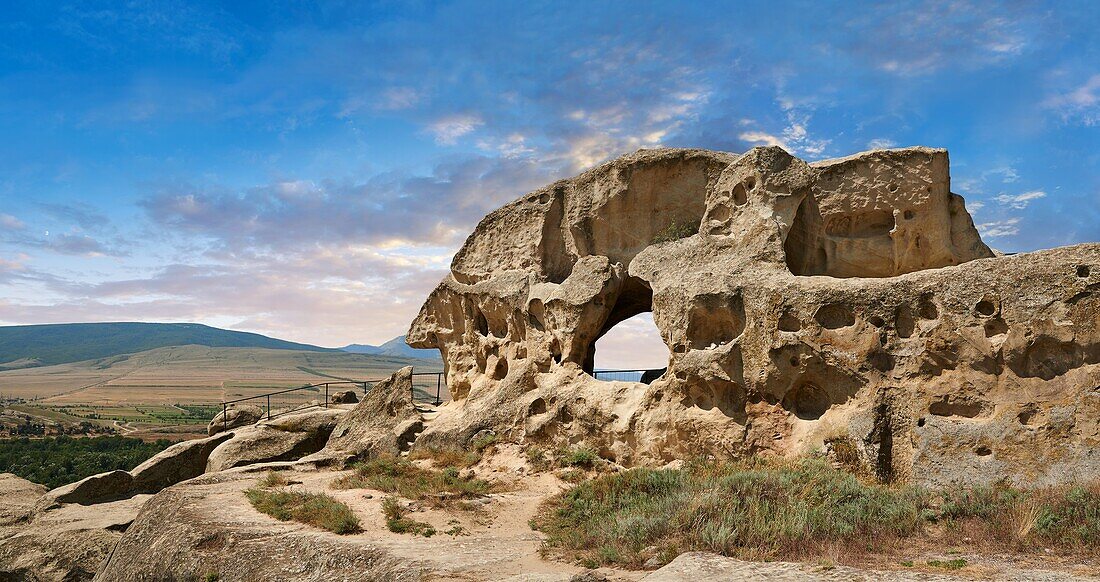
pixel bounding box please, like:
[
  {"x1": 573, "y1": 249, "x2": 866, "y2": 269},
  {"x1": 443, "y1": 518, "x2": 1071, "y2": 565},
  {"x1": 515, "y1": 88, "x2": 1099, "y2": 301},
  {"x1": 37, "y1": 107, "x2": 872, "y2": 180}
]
[
  {"x1": 866, "y1": 138, "x2": 897, "y2": 149},
  {"x1": 427, "y1": 114, "x2": 484, "y2": 145},
  {"x1": 977, "y1": 218, "x2": 1022, "y2": 238},
  {"x1": 993, "y1": 190, "x2": 1046, "y2": 210},
  {"x1": 1044, "y1": 73, "x2": 1100, "y2": 126}
]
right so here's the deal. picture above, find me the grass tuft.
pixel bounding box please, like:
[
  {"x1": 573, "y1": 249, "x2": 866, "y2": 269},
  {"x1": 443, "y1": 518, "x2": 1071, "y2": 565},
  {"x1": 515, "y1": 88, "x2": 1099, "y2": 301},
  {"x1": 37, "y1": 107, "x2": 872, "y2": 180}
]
[
  {"x1": 382, "y1": 496, "x2": 436, "y2": 537},
  {"x1": 332, "y1": 454, "x2": 495, "y2": 504},
  {"x1": 258, "y1": 470, "x2": 289, "y2": 488},
  {"x1": 245, "y1": 488, "x2": 361, "y2": 534}
]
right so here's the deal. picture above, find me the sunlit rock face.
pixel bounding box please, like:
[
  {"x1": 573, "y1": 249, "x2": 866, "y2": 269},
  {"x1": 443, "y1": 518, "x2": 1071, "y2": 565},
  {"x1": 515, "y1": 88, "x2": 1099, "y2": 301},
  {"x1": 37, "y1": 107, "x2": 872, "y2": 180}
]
[{"x1": 407, "y1": 146, "x2": 1100, "y2": 487}]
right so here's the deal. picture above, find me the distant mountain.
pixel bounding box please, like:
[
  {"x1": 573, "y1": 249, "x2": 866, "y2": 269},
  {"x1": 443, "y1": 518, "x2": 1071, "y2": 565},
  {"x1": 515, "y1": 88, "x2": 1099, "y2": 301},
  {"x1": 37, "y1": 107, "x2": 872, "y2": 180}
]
[
  {"x1": 0, "y1": 322, "x2": 333, "y2": 368},
  {"x1": 341, "y1": 335, "x2": 439, "y2": 360}
]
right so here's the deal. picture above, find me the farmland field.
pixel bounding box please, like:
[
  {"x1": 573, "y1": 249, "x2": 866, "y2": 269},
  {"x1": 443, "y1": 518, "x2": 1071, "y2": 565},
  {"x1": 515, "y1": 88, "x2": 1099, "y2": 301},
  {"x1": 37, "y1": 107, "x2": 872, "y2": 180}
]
[{"x1": 0, "y1": 345, "x2": 443, "y2": 440}]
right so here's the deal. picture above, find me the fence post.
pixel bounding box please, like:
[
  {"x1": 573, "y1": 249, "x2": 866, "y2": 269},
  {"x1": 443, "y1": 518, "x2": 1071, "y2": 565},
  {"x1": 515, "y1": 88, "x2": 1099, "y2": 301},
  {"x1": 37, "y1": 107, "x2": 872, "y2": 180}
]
[
  {"x1": 325, "y1": 383, "x2": 329, "y2": 409},
  {"x1": 222, "y1": 402, "x2": 227, "y2": 432},
  {"x1": 436, "y1": 373, "x2": 442, "y2": 405},
  {"x1": 267, "y1": 395, "x2": 271, "y2": 420}
]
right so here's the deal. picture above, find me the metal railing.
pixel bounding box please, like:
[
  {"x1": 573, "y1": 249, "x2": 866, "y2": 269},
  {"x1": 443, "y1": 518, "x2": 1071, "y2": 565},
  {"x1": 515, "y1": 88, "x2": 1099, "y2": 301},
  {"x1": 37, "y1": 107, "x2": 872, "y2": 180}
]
[
  {"x1": 217, "y1": 366, "x2": 661, "y2": 429},
  {"x1": 219, "y1": 380, "x2": 373, "y2": 431},
  {"x1": 411, "y1": 371, "x2": 447, "y2": 405},
  {"x1": 592, "y1": 368, "x2": 666, "y2": 383}
]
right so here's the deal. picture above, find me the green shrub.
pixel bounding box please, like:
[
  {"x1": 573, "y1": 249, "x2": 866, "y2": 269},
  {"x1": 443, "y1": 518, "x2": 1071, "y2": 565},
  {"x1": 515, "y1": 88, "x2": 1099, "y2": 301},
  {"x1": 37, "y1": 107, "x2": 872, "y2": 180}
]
[
  {"x1": 651, "y1": 220, "x2": 698, "y2": 244},
  {"x1": 245, "y1": 488, "x2": 361, "y2": 534},
  {"x1": 258, "y1": 470, "x2": 289, "y2": 488},
  {"x1": 559, "y1": 446, "x2": 598, "y2": 468}
]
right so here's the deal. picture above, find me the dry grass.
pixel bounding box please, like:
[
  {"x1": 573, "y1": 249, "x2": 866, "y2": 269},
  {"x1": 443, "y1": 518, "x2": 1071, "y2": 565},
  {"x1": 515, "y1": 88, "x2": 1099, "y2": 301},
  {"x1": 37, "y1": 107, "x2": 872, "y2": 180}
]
[
  {"x1": 258, "y1": 470, "x2": 289, "y2": 488},
  {"x1": 381, "y1": 496, "x2": 436, "y2": 537},
  {"x1": 332, "y1": 454, "x2": 496, "y2": 505},
  {"x1": 245, "y1": 488, "x2": 361, "y2": 534},
  {"x1": 532, "y1": 457, "x2": 1100, "y2": 569}
]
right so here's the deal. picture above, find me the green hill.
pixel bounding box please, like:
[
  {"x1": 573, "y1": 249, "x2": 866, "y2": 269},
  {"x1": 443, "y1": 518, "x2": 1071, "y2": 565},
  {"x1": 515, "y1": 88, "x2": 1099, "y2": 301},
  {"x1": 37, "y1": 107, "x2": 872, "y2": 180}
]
[{"x1": 0, "y1": 322, "x2": 333, "y2": 368}]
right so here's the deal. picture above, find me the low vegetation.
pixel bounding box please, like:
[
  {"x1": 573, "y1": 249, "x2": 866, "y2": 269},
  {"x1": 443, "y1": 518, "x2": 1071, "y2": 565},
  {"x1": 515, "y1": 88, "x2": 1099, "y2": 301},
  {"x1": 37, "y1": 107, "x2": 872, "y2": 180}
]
[
  {"x1": 0, "y1": 435, "x2": 172, "y2": 488},
  {"x1": 650, "y1": 220, "x2": 698, "y2": 244},
  {"x1": 331, "y1": 454, "x2": 495, "y2": 504},
  {"x1": 533, "y1": 457, "x2": 1100, "y2": 568},
  {"x1": 245, "y1": 488, "x2": 361, "y2": 534},
  {"x1": 381, "y1": 496, "x2": 435, "y2": 537}
]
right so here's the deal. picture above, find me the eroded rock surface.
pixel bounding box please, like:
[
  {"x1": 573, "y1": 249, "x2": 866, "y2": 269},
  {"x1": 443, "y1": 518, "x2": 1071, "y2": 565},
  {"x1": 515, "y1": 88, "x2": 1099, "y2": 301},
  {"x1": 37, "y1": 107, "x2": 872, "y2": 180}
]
[{"x1": 408, "y1": 146, "x2": 1100, "y2": 487}]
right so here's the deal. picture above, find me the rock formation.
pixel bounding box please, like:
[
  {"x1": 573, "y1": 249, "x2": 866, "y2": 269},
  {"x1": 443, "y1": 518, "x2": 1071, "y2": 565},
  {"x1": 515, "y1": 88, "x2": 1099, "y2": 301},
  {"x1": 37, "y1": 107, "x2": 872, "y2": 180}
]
[{"x1": 407, "y1": 146, "x2": 1100, "y2": 487}]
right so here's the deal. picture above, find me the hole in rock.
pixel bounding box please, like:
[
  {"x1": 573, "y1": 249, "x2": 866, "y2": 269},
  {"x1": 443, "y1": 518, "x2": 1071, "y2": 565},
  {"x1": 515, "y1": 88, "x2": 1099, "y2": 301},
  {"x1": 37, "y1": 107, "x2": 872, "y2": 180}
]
[
  {"x1": 917, "y1": 294, "x2": 939, "y2": 320},
  {"x1": 686, "y1": 293, "x2": 746, "y2": 349},
  {"x1": 895, "y1": 306, "x2": 916, "y2": 338},
  {"x1": 984, "y1": 318, "x2": 1008, "y2": 338},
  {"x1": 474, "y1": 309, "x2": 489, "y2": 336},
  {"x1": 778, "y1": 312, "x2": 801, "y2": 332},
  {"x1": 732, "y1": 183, "x2": 748, "y2": 206},
  {"x1": 782, "y1": 382, "x2": 831, "y2": 420},
  {"x1": 928, "y1": 397, "x2": 986, "y2": 418},
  {"x1": 917, "y1": 417, "x2": 926, "y2": 427},
  {"x1": 745, "y1": 175, "x2": 757, "y2": 190},
  {"x1": 904, "y1": 209, "x2": 915, "y2": 220},
  {"x1": 529, "y1": 398, "x2": 547, "y2": 415},
  {"x1": 975, "y1": 445, "x2": 992, "y2": 457},
  {"x1": 975, "y1": 299, "x2": 996, "y2": 317},
  {"x1": 815, "y1": 304, "x2": 855, "y2": 329},
  {"x1": 588, "y1": 278, "x2": 668, "y2": 384},
  {"x1": 1078, "y1": 265, "x2": 1091, "y2": 278}
]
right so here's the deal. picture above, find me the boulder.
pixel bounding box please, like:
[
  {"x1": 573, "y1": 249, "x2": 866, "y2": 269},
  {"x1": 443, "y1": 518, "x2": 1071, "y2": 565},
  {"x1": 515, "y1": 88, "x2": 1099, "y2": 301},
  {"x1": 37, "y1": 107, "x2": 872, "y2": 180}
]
[
  {"x1": 42, "y1": 470, "x2": 133, "y2": 507},
  {"x1": 205, "y1": 408, "x2": 344, "y2": 472},
  {"x1": 331, "y1": 389, "x2": 359, "y2": 404},
  {"x1": 406, "y1": 146, "x2": 1100, "y2": 487},
  {"x1": 208, "y1": 403, "x2": 264, "y2": 436},
  {"x1": 130, "y1": 431, "x2": 235, "y2": 493},
  {"x1": 323, "y1": 366, "x2": 423, "y2": 457}
]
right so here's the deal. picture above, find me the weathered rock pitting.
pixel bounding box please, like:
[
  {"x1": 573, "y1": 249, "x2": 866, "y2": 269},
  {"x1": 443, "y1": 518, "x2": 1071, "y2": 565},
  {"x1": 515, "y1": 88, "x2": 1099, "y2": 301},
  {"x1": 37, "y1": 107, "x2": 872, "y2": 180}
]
[{"x1": 407, "y1": 146, "x2": 1100, "y2": 487}]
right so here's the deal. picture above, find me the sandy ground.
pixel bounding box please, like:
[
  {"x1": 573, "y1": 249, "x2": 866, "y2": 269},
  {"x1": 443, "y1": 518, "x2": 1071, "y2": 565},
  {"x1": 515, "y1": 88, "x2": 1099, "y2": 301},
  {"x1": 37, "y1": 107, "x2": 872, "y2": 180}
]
[{"x1": 229, "y1": 445, "x2": 1098, "y2": 582}]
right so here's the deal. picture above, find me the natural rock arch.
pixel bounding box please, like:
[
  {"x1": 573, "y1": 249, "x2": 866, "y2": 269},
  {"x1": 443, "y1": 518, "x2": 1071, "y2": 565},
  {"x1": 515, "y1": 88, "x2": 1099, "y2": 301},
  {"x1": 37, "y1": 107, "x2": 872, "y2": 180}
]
[{"x1": 407, "y1": 146, "x2": 1100, "y2": 487}]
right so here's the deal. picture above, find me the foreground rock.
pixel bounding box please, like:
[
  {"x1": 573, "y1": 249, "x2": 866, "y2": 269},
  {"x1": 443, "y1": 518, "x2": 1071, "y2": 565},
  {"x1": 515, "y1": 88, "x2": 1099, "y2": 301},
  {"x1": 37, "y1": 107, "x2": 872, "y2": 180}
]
[
  {"x1": 408, "y1": 146, "x2": 1100, "y2": 487},
  {"x1": 0, "y1": 474, "x2": 148, "y2": 581},
  {"x1": 94, "y1": 470, "x2": 422, "y2": 582},
  {"x1": 209, "y1": 403, "x2": 264, "y2": 436}
]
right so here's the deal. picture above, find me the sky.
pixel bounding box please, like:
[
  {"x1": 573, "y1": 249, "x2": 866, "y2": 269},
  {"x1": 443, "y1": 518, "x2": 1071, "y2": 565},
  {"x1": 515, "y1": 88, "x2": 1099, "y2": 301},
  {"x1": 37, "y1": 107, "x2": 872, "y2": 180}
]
[{"x1": 0, "y1": 1, "x2": 1097, "y2": 367}]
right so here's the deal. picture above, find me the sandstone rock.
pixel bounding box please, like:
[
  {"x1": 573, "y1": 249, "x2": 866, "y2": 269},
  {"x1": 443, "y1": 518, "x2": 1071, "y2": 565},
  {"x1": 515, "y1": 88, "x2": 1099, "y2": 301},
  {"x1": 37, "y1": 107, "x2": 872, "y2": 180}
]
[
  {"x1": 130, "y1": 431, "x2": 235, "y2": 493},
  {"x1": 407, "y1": 146, "x2": 1100, "y2": 487},
  {"x1": 205, "y1": 408, "x2": 344, "y2": 472},
  {"x1": 93, "y1": 472, "x2": 422, "y2": 582},
  {"x1": 1, "y1": 493, "x2": 149, "y2": 581},
  {"x1": 0, "y1": 473, "x2": 45, "y2": 526},
  {"x1": 331, "y1": 389, "x2": 360, "y2": 404},
  {"x1": 323, "y1": 366, "x2": 424, "y2": 458},
  {"x1": 208, "y1": 403, "x2": 264, "y2": 436},
  {"x1": 43, "y1": 470, "x2": 134, "y2": 507}
]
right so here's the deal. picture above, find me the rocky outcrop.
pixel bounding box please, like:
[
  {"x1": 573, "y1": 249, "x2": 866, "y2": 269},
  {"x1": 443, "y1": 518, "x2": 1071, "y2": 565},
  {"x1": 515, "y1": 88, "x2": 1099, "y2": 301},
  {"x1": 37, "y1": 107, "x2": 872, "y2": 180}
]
[
  {"x1": 407, "y1": 146, "x2": 1100, "y2": 487},
  {"x1": 37, "y1": 432, "x2": 235, "y2": 508},
  {"x1": 93, "y1": 471, "x2": 422, "y2": 582},
  {"x1": 324, "y1": 366, "x2": 424, "y2": 458},
  {"x1": 209, "y1": 403, "x2": 264, "y2": 436},
  {"x1": 0, "y1": 474, "x2": 149, "y2": 582},
  {"x1": 205, "y1": 408, "x2": 344, "y2": 472}
]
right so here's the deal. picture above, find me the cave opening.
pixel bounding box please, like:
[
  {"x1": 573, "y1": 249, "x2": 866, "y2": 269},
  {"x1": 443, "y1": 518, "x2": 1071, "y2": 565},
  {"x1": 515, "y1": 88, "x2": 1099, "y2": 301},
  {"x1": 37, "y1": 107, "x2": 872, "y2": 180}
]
[{"x1": 586, "y1": 277, "x2": 669, "y2": 383}]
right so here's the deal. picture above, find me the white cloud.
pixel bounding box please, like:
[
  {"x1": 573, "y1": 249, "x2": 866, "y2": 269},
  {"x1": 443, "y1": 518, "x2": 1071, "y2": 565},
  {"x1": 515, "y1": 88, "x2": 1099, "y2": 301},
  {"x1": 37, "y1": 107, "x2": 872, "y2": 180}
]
[
  {"x1": 427, "y1": 114, "x2": 483, "y2": 145},
  {"x1": 0, "y1": 213, "x2": 25, "y2": 230},
  {"x1": 976, "y1": 218, "x2": 1021, "y2": 238},
  {"x1": 739, "y1": 131, "x2": 788, "y2": 149},
  {"x1": 1044, "y1": 74, "x2": 1100, "y2": 126},
  {"x1": 993, "y1": 190, "x2": 1046, "y2": 210},
  {"x1": 966, "y1": 201, "x2": 984, "y2": 212},
  {"x1": 866, "y1": 138, "x2": 897, "y2": 149}
]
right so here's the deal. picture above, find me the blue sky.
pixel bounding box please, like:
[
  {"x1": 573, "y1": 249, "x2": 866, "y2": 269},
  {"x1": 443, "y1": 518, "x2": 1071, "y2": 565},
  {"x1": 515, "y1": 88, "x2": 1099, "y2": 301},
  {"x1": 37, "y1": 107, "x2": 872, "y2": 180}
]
[{"x1": 0, "y1": 1, "x2": 1097, "y2": 359}]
